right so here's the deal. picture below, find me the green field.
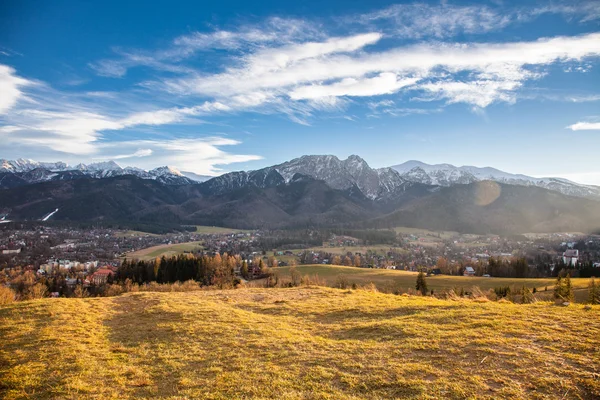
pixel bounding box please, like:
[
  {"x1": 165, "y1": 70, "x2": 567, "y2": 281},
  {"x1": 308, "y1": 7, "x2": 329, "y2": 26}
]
[
  {"x1": 195, "y1": 225, "x2": 250, "y2": 234},
  {"x1": 393, "y1": 226, "x2": 459, "y2": 239},
  {"x1": 113, "y1": 230, "x2": 158, "y2": 238},
  {"x1": 1, "y1": 287, "x2": 598, "y2": 399},
  {"x1": 274, "y1": 264, "x2": 591, "y2": 297},
  {"x1": 126, "y1": 241, "x2": 204, "y2": 261},
  {"x1": 286, "y1": 245, "x2": 407, "y2": 256}
]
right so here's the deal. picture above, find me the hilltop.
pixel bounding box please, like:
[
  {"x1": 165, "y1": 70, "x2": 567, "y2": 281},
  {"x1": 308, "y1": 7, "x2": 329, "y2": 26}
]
[{"x1": 1, "y1": 287, "x2": 598, "y2": 399}]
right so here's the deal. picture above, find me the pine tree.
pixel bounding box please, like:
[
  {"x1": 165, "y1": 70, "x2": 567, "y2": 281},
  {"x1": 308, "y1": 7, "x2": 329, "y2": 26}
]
[
  {"x1": 564, "y1": 273, "x2": 574, "y2": 302},
  {"x1": 240, "y1": 261, "x2": 249, "y2": 280},
  {"x1": 415, "y1": 270, "x2": 428, "y2": 295},
  {"x1": 522, "y1": 285, "x2": 534, "y2": 304},
  {"x1": 588, "y1": 278, "x2": 600, "y2": 305}
]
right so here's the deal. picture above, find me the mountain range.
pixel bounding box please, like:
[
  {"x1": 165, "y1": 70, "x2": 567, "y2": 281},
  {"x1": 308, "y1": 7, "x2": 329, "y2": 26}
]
[
  {"x1": 1, "y1": 155, "x2": 600, "y2": 234},
  {"x1": 0, "y1": 159, "x2": 211, "y2": 188}
]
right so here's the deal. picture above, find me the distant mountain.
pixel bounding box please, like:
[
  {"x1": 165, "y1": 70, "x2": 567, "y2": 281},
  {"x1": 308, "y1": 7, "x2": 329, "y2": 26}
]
[
  {"x1": 202, "y1": 155, "x2": 417, "y2": 202},
  {"x1": 2, "y1": 154, "x2": 600, "y2": 234},
  {"x1": 0, "y1": 158, "x2": 195, "y2": 187},
  {"x1": 392, "y1": 160, "x2": 600, "y2": 200},
  {"x1": 371, "y1": 181, "x2": 600, "y2": 235},
  {"x1": 180, "y1": 171, "x2": 213, "y2": 182}
]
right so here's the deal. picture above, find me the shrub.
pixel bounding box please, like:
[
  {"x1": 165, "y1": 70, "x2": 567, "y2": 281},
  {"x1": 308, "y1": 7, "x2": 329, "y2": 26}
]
[
  {"x1": 415, "y1": 271, "x2": 428, "y2": 295},
  {"x1": 289, "y1": 266, "x2": 302, "y2": 287},
  {"x1": 588, "y1": 278, "x2": 600, "y2": 305},
  {"x1": 0, "y1": 285, "x2": 16, "y2": 305},
  {"x1": 26, "y1": 283, "x2": 48, "y2": 300},
  {"x1": 522, "y1": 285, "x2": 534, "y2": 304},
  {"x1": 334, "y1": 275, "x2": 349, "y2": 289}
]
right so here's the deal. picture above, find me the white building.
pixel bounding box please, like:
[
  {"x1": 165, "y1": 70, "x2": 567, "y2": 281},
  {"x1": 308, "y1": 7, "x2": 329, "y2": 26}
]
[{"x1": 563, "y1": 249, "x2": 579, "y2": 266}]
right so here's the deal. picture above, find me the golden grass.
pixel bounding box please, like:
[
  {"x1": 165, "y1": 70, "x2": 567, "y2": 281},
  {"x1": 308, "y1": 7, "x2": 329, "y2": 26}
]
[
  {"x1": 125, "y1": 241, "x2": 204, "y2": 261},
  {"x1": 1, "y1": 287, "x2": 599, "y2": 399},
  {"x1": 288, "y1": 245, "x2": 408, "y2": 255},
  {"x1": 275, "y1": 265, "x2": 592, "y2": 295},
  {"x1": 195, "y1": 225, "x2": 250, "y2": 234}
]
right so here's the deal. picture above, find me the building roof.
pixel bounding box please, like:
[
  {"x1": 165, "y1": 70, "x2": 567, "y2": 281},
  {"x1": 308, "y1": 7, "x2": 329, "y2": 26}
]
[{"x1": 563, "y1": 249, "x2": 579, "y2": 257}]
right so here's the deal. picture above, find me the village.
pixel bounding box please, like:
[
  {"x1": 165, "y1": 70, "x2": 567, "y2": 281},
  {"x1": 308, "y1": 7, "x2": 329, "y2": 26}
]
[{"x1": 1, "y1": 223, "x2": 599, "y2": 296}]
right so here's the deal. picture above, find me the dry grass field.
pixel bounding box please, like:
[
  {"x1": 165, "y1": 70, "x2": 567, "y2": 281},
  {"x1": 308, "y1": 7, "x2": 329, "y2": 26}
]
[
  {"x1": 195, "y1": 225, "x2": 250, "y2": 234},
  {"x1": 275, "y1": 265, "x2": 592, "y2": 298},
  {"x1": 125, "y1": 241, "x2": 204, "y2": 261},
  {"x1": 0, "y1": 287, "x2": 598, "y2": 399}
]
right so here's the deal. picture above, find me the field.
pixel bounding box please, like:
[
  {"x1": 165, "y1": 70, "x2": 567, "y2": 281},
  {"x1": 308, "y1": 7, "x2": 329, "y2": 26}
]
[
  {"x1": 195, "y1": 225, "x2": 250, "y2": 234},
  {"x1": 286, "y1": 245, "x2": 408, "y2": 256},
  {"x1": 393, "y1": 226, "x2": 459, "y2": 240},
  {"x1": 125, "y1": 241, "x2": 203, "y2": 261},
  {"x1": 113, "y1": 230, "x2": 158, "y2": 238},
  {"x1": 1, "y1": 287, "x2": 599, "y2": 399},
  {"x1": 274, "y1": 265, "x2": 592, "y2": 299}
]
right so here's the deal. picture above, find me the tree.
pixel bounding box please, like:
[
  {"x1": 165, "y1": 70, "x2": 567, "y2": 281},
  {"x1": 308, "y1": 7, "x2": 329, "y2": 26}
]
[
  {"x1": 415, "y1": 270, "x2": 428, "y2": 295},
  {"x1": 332, "y1": 255, "x2": 341, "y2": 266},
  {"x1": 240, "y1": 260, "x2": 249, "y2": 280},
  {"x1": 554, "y1": 271, "x2": 574, "y2": 302},
  {"x1": 588, "y1": 278, "x2": 600, "y2": 305},
  {"x1": 564, "y1": 273, "x2": 574, "y2": 302},
  {"x1": 26, "y1": 283, "x2": 47, "y2": 300},
  {"x1": 522, "y1": 285, "x2": 534, "y2": 304},
  {"x1": 290, "y1": 266, "x2": 301, "y2": 287},
  {"x1": 353, "y1": 255, "x2": 361, "y2": 268}
]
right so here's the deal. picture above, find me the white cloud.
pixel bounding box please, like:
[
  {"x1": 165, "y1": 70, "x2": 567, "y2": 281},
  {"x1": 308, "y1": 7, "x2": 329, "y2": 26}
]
[
  {"x1": 0, "y1": 65, "x2": 31, "y2": 114},
  {"x1": 567, "y1": 121, "x2": 600, "y2": 131},
  {"x1": 160, "y1": 31, "x2": 600, "y2": 109},
  {"x1": 111, "y1": 149, "x2": 153, "y2": 159},
  {"x1": 290, "y1": 73, "x2": 418, "y2": 100},
  {"x1": 96, "y1": 138, "x2": 263, "y2": 175},
  {"x1": 357, "y1": 3, "x2": 512, "y2": 38},
  {"x1": 417, "y1": 79, "x2": 522, "y2": 108}
]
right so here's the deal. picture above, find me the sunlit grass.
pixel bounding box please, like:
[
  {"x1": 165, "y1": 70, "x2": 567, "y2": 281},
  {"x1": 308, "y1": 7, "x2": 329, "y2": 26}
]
[
  {"x1": 1, "y1": 287, "x2": 599, "y2": 399},
  {"x1": 126, "y1": 241, "x2": 204, "y2": 261},
  {"x1": 276, "y1": 264, "x2": 592, "y2": 294}
]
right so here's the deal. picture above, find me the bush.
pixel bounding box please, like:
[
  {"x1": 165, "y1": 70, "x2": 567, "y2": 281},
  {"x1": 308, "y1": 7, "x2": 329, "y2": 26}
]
[
  {"x1": 334, "y1": 275, "x2": 349, "y2": 289},
  {"x1": 522, "y1": 285, "x2": 534, "y2": 304},
  {"x1": 0, "y1": 285, "x2": 16, "y2": 305},
  {"x1": 26, "y1": 283, "x2": 48, "y2": 300},
  {"x1": 289, "y1": 266, "x2": 302, "y2": 287},
  {"x1": 588, "y1": 278, "x2": 600, "y2": 305}
]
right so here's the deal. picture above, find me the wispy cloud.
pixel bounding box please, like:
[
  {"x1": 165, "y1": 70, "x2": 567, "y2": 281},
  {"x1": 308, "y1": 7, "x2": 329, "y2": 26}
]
[
  {"x1": 0, "y1": 65, "x2": 33, "y2": 114},
  {"x1": 2, "y1": 1, "x2": 600, "y2": 170}
]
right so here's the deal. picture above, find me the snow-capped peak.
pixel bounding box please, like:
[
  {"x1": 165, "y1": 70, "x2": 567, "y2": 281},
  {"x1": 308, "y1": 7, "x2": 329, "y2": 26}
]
[
  {"x1": 85, "y1": 160, "x2": 122, "y2": 171},
  {"x1": 0, "y1": 158, "x2": 197, "y2": 186},
  {"x1": 391, "y1": 160, "x2": 600, "y2": 199},
  {"x1": 150, "y1": 166, "x2": 183, "y2": 177}
]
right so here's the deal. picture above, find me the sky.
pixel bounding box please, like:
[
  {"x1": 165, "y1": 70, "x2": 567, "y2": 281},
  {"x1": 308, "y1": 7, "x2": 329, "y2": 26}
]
[{"x1": 0, "y1": 0, "x2": 600, "y2": 184}]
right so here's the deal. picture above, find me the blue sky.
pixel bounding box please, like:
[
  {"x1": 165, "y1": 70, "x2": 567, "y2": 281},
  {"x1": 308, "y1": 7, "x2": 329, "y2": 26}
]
[{"x1": 1, "y1": 0, "x2": 600, "y2": 183}]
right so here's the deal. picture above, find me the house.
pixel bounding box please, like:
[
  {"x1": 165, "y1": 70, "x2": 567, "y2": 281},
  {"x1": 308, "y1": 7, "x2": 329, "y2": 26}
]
[
  {"x1": 463, "y1": 266, "x2": 476, "y2": 276},
  {"x1": 91, "y1": 268, "x2": 114, "y2": 285},
  {"x1": 563, "y1": 249, "x2": 579, "y2": 266},
  {"x1": 2, "y1": 248, "x2": 21, "y2": 255}
]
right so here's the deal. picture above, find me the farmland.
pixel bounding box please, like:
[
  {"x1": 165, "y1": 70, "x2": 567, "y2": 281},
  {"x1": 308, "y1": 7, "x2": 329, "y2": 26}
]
[{"x1": 125, "y1": 241, "x2": 204, "y2": 261}]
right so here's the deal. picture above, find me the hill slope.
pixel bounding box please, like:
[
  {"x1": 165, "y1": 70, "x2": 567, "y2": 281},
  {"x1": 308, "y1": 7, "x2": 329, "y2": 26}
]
[
  {"x1": 372, "y1": 181, "x2": 600, "y2": 234},
  {"x1": 0, "y1": 288, "x2": 598, "y2": 399}
]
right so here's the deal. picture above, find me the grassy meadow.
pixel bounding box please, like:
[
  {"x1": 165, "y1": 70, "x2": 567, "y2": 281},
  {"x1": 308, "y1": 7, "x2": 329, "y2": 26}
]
[
  {"x1": 275, "y1": 265, "x2": 593, "y2": 300},
  {"x1": 195, "y1": 225, "x2": 250, "y2": 234},
  {"x1": 125, "y1": 241, "x2": 204, "y2": 261},
  {"x1": 1, "y1": 287, "x2": 599, "y2": 399}
]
